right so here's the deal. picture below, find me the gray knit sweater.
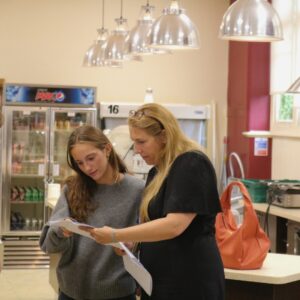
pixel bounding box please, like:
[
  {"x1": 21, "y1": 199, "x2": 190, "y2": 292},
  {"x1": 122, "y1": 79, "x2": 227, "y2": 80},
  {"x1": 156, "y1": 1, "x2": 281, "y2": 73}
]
[{"x1": 40, "y1": 174, "x2": 144, "y2": 300}]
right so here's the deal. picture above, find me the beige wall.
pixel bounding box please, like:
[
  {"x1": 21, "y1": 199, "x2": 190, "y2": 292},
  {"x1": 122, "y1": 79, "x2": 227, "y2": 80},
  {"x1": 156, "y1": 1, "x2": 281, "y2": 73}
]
[
  {"x1": 0, "y1": 0, "x2": 229, "y2": 179},
  {"x1": 272, "y1": 138, "x2": 300, "y2": 180}
]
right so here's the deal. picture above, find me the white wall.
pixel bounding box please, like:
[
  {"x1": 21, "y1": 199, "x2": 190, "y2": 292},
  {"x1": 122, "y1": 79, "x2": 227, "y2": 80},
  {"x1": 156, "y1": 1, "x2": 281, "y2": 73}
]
[
  {"x1": 271, "y1": 0, "x2": 300, "y2": 180},
  {"x1": 0, "y1": 0, "x2": 229, "y2": 177}
]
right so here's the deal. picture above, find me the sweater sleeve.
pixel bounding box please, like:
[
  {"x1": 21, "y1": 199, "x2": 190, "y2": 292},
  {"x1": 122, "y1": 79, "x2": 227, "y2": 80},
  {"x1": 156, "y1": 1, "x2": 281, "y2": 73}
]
[{"x1": 39, "y1": 186, "x2": 74, "y2": 254}]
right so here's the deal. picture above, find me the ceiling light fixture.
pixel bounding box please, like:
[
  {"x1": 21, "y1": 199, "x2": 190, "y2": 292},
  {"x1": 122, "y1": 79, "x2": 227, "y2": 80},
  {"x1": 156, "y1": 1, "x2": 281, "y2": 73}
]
[
  {"x1": 127, "y1": 0, "x2": 171, "y2": 55},
  {"x1": 104, "y1": 0, "x2": 142, "y2": 62},
  {"x1": 219, "y1": 0, "x2": 283, "y2": 42},
  {"x1": 83, "y1": 0, "x2": 122, "y2": 68},
  {"x1": 150, "y1": 0, "x2": 200, "y2": 50}
]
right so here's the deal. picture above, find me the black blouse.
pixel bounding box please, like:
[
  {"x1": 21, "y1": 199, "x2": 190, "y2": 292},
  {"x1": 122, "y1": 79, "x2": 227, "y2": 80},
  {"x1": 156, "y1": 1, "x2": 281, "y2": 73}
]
[{"x1": 140, "y1": 151, "x2": 225, "y2": 300}]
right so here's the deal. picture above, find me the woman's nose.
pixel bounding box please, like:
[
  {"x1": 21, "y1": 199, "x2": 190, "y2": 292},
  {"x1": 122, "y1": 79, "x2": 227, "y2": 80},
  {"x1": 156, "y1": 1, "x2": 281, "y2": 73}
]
[
  {"x1": 134, "y1": 144, "x2": 141, "y2": 154},
  {"x1": 82, "y1": 161, "x2": 92, "y2": 171}
]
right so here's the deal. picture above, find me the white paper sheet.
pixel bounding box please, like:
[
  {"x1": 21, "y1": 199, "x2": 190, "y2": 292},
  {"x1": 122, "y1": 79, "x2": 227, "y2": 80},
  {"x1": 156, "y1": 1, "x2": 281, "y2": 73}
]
[
  {"x1": 49, "y1": 219, "x2": 94, "y2": 239},
  {"x1": 120, "y1": 243, "x2": 153, "y2": 296},
  {"x1": 49, "y1": 219, "x2": 152, "y2": 295}
]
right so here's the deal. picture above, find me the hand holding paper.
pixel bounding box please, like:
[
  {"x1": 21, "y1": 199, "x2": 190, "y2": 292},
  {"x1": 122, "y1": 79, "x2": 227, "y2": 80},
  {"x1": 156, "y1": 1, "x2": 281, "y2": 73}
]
[
  {"x1": 49, "y1": 218, "x2": 94, "y2": 239},
  {"x1": 49, "y1": 219, "x2": 152, "y2": 296}
]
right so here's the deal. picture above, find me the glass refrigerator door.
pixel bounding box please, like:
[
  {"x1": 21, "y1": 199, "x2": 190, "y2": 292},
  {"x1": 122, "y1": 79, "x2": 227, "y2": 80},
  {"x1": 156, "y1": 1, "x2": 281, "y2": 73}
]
[
  {"x1": 3, "y1": 107, "x2": 49, "y2": 235},
  {"x1": 49, "y1": 107, "x2": 96, "y2": 184}
]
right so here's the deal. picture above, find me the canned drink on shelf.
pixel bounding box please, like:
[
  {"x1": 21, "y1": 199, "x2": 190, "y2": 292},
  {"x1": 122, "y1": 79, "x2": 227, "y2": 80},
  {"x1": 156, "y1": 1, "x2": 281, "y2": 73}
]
[
  {"x1": 25, "y1": 218, "x2": 31, "y2": 231},
  {"x1": 31, "y1": 218, "x2": 38, "y2": 231},
  {"x1": 38, "y1": 219, "x2": 44, "y2": 230}
]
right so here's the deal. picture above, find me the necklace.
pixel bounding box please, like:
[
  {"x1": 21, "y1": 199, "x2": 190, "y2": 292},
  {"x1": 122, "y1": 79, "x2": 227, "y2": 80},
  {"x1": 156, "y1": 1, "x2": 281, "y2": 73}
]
[{"x1": 114, "y1": 173, "x2": 120, "y2": 184}]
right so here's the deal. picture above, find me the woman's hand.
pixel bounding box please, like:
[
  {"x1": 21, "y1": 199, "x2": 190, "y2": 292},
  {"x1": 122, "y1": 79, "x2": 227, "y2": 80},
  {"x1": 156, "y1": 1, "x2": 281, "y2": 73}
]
[
  {"x1": 60, "y1": 217, "x2": 76, "y2": 238},
  {"x1": 113, "y1": 242, "x2": 134, "y2": 256},
  {"x1": 113, "y1": 246, "x2": 126, "y2": 256},
  {"x1": 79, "y1": 226, "x2": 114, "y2": 244},
  {"x1": 61, "y1": 227, "x2": 73, "y2": 238}
]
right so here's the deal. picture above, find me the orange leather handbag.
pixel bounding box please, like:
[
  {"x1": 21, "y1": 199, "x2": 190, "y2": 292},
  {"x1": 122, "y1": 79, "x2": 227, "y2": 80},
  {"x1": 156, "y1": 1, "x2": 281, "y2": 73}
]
[{"x1": 215, "y1": 181, "x2": 270, "y2": 270}]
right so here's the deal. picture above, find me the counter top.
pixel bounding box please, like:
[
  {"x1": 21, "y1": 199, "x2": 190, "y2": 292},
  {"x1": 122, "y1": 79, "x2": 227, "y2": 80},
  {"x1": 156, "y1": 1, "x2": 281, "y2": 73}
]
[
  {"x1": 253, "y1": 203, "x2": 300, "y2": 223},
  {"x1": 225, "y1": 253, "x2": 300, "y2": 284}
]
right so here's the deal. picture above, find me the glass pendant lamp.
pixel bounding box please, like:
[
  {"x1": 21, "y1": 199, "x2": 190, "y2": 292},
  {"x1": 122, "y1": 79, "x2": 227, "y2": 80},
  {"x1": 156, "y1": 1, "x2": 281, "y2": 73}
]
[
  {"x1": 219, "y1": 0, "x2": 283, "y2": 42},
  {"x1": 127, "y1": 1, "x2": 171, "y2": 55},
  {"x1": 83, "y1": 0, "x2": 122, "y2": 68},
  {"x1": 104, "y1": 0, "x2": 142, "y2": 62},
  {"x1": 83, "y1": 30, "x2": 122, "y2": 68},
  {"x1": 83, "y1": 28, "x2": 115, "y2": 67},
  {"x1": 150, "y1": 0, "x2": 200, "y2": 50}
]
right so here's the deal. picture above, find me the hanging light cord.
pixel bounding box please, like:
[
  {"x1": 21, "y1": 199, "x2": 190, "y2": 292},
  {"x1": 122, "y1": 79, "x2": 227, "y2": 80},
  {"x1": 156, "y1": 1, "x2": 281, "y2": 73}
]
[
  {"x1": 120, "y1": 0, "x2": 123, "y2": 19},
  {"x1": 101, "y1": 0, "x2": 105, "y2": 29},
  {"x1": 146, "y1": 0, "x2": 150, "y2": 11}
]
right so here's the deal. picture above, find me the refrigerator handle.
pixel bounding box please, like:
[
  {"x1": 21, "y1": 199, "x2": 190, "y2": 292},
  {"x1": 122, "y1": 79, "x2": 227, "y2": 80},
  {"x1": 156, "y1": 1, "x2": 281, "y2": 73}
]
[
  {"x1": 45, "y1": 176, "x2": 54, "y2": 184},
  {"x1": 45, "y1": 161, "x2": 54, "y2": 184},
  {"x1": 47, "y1": 108, "x2": 55, "y2": 184}
]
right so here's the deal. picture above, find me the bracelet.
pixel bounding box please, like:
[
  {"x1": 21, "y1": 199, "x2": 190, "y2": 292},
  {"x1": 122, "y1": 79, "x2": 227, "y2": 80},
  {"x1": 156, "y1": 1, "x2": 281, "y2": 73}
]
[{"x1": 111, "y1": 229, "x2": 117, "y2": 243}]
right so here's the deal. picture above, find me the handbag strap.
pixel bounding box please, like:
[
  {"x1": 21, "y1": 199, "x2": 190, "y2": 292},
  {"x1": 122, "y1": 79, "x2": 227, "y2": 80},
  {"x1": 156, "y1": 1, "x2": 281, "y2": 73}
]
[
  {"x1": 220, "y1": 181, "x2": 260, "y2": 237},
  {"x1": 221, "y1": 181, "x2": 252, "y2": 210}
]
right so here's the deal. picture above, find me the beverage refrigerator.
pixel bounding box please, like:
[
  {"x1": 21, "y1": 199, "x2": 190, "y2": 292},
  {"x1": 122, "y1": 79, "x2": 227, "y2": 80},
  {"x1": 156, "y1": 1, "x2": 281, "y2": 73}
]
[
  {"x1": 0, "y1": 83, "x2": 97, "y2": 268},
  {"x1": 99, "y1": 102, "x2": 214, "y2": 180}
]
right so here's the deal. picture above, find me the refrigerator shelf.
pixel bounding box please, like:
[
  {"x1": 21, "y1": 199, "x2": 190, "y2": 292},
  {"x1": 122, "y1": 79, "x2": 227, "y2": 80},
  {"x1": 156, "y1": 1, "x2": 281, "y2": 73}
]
[
  {"x1": 10, "y1": 201, "x2": 44, "y2": 204},
  {"x1": 54, "y1": 129, "x2": 74, "y2": 133},
  {"x1": 13, "y1": 129, "x2": 46, "y2": 134},
  {"x1": 12, "y1": 174, "x2": 44, "y2": 178},
  {"x1": 2, "y1": 231, "x2": 42, "y2": 236}
]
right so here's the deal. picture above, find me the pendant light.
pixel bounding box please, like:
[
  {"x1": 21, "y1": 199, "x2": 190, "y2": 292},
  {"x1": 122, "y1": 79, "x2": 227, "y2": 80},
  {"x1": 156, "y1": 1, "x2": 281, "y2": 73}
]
[
  {"x1": 219, "y1": 0, "x2": 283, "y2": 42},
  {"x1": 127, "y1": 1, "x2": 171, "y2": 55},
  {"x1": 150, "y1": 0, "x2": 200, "y2": 50},
  {"x1": 83, "y1": 0, "x2": 122, "y2": 68},
  {"x1": 104, "y1": 0, "x2": 142, "y2": 62},
  {"x1": 83, "y1": 33, "x2": 122, "y2": 68}
]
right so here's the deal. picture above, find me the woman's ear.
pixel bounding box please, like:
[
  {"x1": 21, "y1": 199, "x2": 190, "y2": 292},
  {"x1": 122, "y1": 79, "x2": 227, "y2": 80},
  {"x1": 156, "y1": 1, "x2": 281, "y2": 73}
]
[
  {"x1": 160, "y1": 129, "x2": 167, "y2": 144},
  {"x1": 105, "y1": 143, "x2": 112, "y2": 158}
]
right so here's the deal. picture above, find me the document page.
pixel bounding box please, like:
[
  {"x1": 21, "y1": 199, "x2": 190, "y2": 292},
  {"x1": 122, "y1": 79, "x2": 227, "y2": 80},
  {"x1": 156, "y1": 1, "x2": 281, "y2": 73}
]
[
  {"x1": 120, "y1": 243, "x2": 153, "y2": 296},
  {"x1": 49, "y1": 219, "x2": 94, "y2": 239}
]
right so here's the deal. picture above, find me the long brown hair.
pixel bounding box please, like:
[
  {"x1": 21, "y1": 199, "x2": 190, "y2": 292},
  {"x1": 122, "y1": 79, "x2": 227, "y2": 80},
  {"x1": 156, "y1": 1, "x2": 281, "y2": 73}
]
[
  {"x1": 66, "y1": 125, "x2": 127, "y2": 222},
  {"x1": 128, "y1": 103, "x2": 201, "y2": 222}
]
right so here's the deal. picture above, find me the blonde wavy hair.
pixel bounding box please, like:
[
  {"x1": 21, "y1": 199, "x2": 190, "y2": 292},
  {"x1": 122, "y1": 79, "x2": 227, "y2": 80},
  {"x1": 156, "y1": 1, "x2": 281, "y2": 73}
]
[{"x1": 128, "y1": 103, "x2": 201, "y2": 222}]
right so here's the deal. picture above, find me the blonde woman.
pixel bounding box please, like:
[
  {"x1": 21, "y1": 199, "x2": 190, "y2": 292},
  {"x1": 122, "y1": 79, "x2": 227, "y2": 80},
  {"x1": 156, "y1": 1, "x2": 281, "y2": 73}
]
[
  {"x1": 84, "y1": 104, "x2": 225, "y2": 300},
  {"x1": 40, "y1": 125, "x2": 144, "y2": 300}
]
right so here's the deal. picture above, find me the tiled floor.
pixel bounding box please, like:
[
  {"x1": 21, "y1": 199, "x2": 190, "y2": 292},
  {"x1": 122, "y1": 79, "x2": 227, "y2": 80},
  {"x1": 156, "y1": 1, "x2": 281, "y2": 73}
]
[{"x1": 0, "y1": 268, "x2": 57, "y2": 300}]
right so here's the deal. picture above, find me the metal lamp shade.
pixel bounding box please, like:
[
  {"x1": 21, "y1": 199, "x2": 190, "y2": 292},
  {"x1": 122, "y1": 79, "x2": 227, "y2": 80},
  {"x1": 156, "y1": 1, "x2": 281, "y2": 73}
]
[
  {"x1": 83, "y1": 28, "x2": 122, "y2": 68},
  {"x1": 104, "y1": 17, "x2": 142, "y2": 62},
  {"x1": 127, "y1": 3, "x2": 171, "y2": 55},
  {"x1": 219, "y1": 0, "x2": 283, "y2": 42},
  {"x1": 150, "y1": 2, "x2": 200, "y2": 50},
  {"x1": 128, "y1": 20, "x2": 171, "y2": 55}
]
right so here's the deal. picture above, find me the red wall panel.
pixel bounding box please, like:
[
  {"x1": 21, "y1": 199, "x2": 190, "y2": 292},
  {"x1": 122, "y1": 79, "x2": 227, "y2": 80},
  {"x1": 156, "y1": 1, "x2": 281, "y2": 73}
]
[{"x1": 227, "y1": 40, "x2": 272, "y2": 179}]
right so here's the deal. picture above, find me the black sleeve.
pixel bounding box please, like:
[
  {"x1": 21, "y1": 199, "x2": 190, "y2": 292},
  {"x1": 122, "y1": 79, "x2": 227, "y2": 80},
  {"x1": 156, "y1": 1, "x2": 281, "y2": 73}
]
[{"x1": 162, "y1": 151, "x2": 221, "y2": 216}]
